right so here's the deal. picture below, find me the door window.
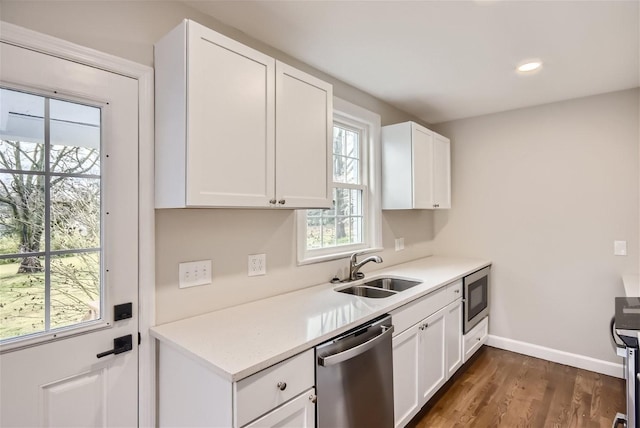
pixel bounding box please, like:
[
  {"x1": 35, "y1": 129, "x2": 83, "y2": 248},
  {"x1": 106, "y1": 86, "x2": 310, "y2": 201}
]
[{"x1": 0, "y1": 87, "x2": 102, "y2": 342}]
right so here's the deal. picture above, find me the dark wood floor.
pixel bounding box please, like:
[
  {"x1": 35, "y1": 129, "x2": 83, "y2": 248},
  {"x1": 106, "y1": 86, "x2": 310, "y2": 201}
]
[{"x1": 409, "y1": 346, "x2": 625, "y2": 428}]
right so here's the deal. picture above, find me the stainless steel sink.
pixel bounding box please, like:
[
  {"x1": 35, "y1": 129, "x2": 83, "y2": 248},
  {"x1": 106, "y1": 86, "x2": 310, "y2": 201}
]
[
  {"x1": 336, "y1": 286, "x2": 398, "y2": 298},
  {"x1": 335, "y1": 277, "x2": 422, "y2": 298},
  {"x1": 364, "y1": 277, "x2": 422, "y2": 292}
]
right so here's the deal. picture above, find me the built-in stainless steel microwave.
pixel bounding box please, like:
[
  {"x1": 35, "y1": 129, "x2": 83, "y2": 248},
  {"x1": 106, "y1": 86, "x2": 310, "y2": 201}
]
[{"x1": 463, "y1": 266, "x2": 490, "y2": 334}]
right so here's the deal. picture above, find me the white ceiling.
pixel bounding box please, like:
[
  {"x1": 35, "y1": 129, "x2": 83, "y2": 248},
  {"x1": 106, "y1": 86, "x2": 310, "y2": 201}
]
[{"x1": 186, "y1": 1, "x2": 639, "y2": 124}]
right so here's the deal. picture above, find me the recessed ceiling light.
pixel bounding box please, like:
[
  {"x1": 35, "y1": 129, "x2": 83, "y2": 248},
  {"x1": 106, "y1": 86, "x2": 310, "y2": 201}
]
[{"x1": 517, "y1": 61, "x2": 543, "y2": 73}]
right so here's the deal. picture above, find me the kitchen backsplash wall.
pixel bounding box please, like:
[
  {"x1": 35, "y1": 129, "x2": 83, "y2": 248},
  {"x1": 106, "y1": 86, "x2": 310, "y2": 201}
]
[
  {"x1": 433, "y1": 88, "x2": 639, "y2": 364},
  {"x1": 156, "y1": 209, "x2": 434, "y2": 323},
  {"x1": 0, "y1": 1, "x2": 437, "y2": 324}
]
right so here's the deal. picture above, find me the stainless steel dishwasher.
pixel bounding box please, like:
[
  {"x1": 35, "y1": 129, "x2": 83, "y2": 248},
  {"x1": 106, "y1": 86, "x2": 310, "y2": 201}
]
[{"x1": 315, "y1": 314, "x2": 394, "y2": 428}]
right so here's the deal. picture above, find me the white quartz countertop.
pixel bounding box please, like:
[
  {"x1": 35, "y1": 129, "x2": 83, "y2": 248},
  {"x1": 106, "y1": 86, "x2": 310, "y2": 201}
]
[{"x1": 150, "y1": 255, "x2": 491, "y2": 382}]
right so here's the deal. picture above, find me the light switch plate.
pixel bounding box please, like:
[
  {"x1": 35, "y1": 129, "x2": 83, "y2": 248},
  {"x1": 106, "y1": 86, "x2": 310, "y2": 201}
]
[
  {"x1": 179, "y1": 260, "x2": 212, "y2": 288},
  {"x1": 395, "y1": 238, "x2": 405, "y2": 251},
  {"x1": 614, "y1": 240, "x2": 628, "y2": 256},
  {"x1": 248, "y1": 254, "x2": 266, "y2": 276}
]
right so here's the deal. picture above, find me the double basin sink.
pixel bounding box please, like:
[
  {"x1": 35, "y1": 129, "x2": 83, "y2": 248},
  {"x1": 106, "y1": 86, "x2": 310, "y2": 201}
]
[{"x1": 336, "y1": 277, "x2": 422, "y2": 298}]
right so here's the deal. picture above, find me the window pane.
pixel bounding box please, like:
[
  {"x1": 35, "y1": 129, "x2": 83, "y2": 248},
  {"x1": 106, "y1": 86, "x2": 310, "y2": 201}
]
[
  {"x1": 351, "y1": 189, "x2": 362, "y2": 216},
  {"x1": 333, "y1": 155, "x2": 345, "y2": 183},
  {"x1": 351, "y1": 217, "x2": 363, "y2": 244},
  {"x1": 50, "y1": 99, "x2": 100, "y2": 175},
  {"x1": 321, "y1": 216, "x2": 336, "y2": 247},
  {"x1": 345, "y1": 158, "x2": 359, "y2": 184},
  {"x1": 345, "y1": 130, "x2": 359, "y2": 158},
  {"x1": 50, "y1": 177, "x2": 100, "y2": 251},
  {"x1": 50, "y1": 252, "x2": 100, "y2": 330},
  {"x1": 0, "y1": 89, "x2": 45, "y2": 172},
  {"x1": 333, "y1": 126, "x2": 345, "y2": 155},
  {"x1": 0, "y1": 256, "x2": 45, "y2": 340},
  {"x1": 0, "y1": 141, "x2": 45, "y2": 173},
  {"x1": 0, "y1": 172, "x2": 45, "y2": 254},
  {"x1": 335, "y1": 188, "x2": 351, "y2": 217},
  {"x1": 336, "y1": 217, "x2": 351, "y2": 246}
]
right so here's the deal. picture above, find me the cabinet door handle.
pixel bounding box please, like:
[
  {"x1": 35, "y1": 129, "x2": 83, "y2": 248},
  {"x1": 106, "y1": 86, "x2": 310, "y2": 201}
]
[
  {"x1": 278, "y1": 199, "x2": 286, "y2": 205},
  {"x1": 454, "y1": 289, "x2": 460, "y2": 294},
  {"x1": 309, "y1": 394, "x2": 317, "y2": 403},
  {"x1": 277, "y1": 382, "x2": 287, "y2": 391},
  {"x1": 269, "y1": 199, "x2": 276, "y2": 205}
]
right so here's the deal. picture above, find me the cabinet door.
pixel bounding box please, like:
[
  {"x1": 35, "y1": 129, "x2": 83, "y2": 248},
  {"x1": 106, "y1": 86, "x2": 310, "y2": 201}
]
[
  {"x1": 411, "y1": 124, "x2": 434, "y2": 209},
  {"x1": 445, "y1": 299, "x2": 463, "y2": 378},
  {"x1": 275, "y1": 61, "x2": 332, "y2": 209},
  {"x1": 243, "y1": 388, "x2": 315, "y2": 428},
  {"x1": 392, "y1": 323, "x2": 421, "y2": 428},
  {"x1": 419, "y1": 307, "x2": 446, "y2": 404},
  {"x1": 433, "y1": 134, "x2": 451, "y2": 209},
  {"x1": 187, "y1": 22, "x2": 275, "y2": 207}
]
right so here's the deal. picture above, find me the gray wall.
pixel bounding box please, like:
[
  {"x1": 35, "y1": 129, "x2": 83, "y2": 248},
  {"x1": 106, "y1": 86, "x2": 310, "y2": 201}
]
[
  {"x1": 433, "y1": 88, "x2": 640, "y2": 363},
  {"x1": 0, "y1": 0, "x2": 435, "y2": 324}
]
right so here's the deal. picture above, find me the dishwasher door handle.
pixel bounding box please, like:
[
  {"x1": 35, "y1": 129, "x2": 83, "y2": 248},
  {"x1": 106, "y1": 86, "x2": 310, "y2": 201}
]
[{"x1": 318, "y1": 324, "x2": 394, "y2": 367}]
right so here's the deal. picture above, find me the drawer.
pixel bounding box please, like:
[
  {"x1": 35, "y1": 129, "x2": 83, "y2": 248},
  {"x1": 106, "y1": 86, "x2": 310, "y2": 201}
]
[
  {"x1": 391, "y1": 284, "x2": 451, "y2": 336},
  {"x1": 235, "y1": 349, "x2": 314, "y2": 427},
  {"x1": 463, "y1": 316, "x2": 488, "y2": 362},
  {"x1": 446, "y1": 280, "x2": 462, "y2": 301}
]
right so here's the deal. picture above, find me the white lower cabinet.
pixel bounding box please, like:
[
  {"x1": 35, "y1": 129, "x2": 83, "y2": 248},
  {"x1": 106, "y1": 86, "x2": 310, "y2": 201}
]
[
  {"x1": 391, "y1": 282, "x2": 465, "y2": 428},
  {"x1": 158, "y1": 343, "x2": 315, "y2": 428},
  {"x1": 445, "y1": 299, "x2": 463, "y2": 377},
  {"x1": 244, "y1": 388, "x2": 316, "y2": 428},
  {"x1": 392, "y1": 323, "x2": 421, "y2": 427},
  {"x1": 419, "y1": 308, "x2": 447, "y2": 405}
]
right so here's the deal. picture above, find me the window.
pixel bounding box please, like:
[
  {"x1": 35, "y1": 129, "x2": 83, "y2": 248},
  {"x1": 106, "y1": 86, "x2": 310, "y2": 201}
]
[
  {"x1": 0, "y1": 87, "x2": 102, "y2": 342},
  {"x1": 298, "y1": 98, "x2": 381, "y2": 264}
]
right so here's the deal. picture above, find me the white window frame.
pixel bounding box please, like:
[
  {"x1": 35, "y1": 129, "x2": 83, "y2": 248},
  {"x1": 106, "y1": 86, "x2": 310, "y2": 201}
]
[{"x1": 297, "y1": 97, "x2": 382, "y2": 265}]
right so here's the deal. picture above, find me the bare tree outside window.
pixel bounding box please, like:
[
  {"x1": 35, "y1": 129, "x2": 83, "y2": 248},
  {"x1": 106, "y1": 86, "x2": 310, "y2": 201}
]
[
  {"x1": 306, "y1": 122, "x2": 365, "y2": 251},
  {"x1": 0, "y1": 88, "x2": 102, "y2": 341}
]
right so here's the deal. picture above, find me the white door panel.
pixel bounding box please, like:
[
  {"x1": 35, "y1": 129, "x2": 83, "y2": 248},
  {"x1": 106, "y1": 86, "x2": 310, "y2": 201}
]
[{"x1": 0, "y1": 42, "x2": 138, "y2": 427}]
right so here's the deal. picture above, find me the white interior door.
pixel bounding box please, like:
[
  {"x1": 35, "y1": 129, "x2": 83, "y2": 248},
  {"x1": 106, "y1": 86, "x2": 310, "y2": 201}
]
[{"x1": 0, "y1": 41, "x2": 139, "y2": 427}]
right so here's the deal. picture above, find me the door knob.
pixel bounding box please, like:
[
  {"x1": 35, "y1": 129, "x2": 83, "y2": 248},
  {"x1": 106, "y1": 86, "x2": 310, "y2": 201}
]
[{"x1": 97, "y1": 334, "x2": 133, "y2": 358}]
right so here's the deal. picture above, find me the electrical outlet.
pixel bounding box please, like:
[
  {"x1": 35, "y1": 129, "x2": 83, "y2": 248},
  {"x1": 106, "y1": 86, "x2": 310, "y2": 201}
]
[
  {"x1": 248, "y1": 254, "x2": 266, "y2": 276},
  {"x1": 395, "y1": 237, "x2": 405, "y2": 251},
  {"x1": 179, "y1": 260, "x2": 212, "y2": 288},
  {"x1": 614, "y1": 240, "x2": 628, "y2": 256}
]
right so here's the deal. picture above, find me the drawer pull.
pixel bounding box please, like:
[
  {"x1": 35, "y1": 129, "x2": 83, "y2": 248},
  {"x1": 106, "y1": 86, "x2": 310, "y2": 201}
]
[
  {"x1": 454, "y1": 289, "x2": 460, "y2": 294},
  {"x1": 276, "y1": 382, "x2": 287, "y2": 391}
]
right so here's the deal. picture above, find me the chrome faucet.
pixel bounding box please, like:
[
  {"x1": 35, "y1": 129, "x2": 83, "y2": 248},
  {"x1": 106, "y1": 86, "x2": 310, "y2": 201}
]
[{"x1": 348, "y1": 252, "x2": 383, "y2": 281}]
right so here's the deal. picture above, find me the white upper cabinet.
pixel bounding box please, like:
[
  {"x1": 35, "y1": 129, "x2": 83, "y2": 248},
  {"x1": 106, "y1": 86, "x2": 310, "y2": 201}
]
[
  {"x1": 154, "y1": 20, "x2": 332, "y2": 209},
  {"x1": 275, "y1": 61, "x2": 332, "y2": 208},
  {"x1": 381, "y1": 121, "x2": 451, "y2": 209},
  {"x1": 433, "y1": 132, "x2": 452, "y2": 209}
]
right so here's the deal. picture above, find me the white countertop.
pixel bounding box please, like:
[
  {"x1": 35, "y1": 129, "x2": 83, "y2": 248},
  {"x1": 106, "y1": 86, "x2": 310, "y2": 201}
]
[{"x1": 150, "y1": 255, "x2": 490, "y2": 382}]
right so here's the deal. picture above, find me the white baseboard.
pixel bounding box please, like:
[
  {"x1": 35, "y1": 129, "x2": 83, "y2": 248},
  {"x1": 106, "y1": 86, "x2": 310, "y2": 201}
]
[{"x1": 487, "y1": 334, "x2": 624, "y2": 379}]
